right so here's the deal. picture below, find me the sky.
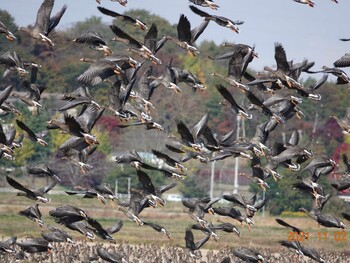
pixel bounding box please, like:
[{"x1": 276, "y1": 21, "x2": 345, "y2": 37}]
[{"x1": 1, "y1": 0, "x2": 349, "y2": 78}]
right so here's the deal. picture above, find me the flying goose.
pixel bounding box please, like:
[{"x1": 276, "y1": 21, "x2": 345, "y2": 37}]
[
  {"x1": 333, "y1": 53, "x2": 350, "y2": 68},
  {"x1": 0, "y1": 51, "x2": 28, "y2": 78},
  {"x1": 190, "y1": 5, "x2": 243, "y2": 33},
  {"x1": 292, "y1": 0, "x2": 315, "y2": 7},
  {"x1": 96, "y1": 246, "x2": 128, "y2": 263},
  {"x1": 41, "y1": 225, "x2": 73, "y2": 243},
  {"x1": 73, "y1": 31, "x2": 112, "y2": 56},
  {"x1": 0, "y1": 21, "x2": 16, "y2": 41},
  {"x1": 136, "y1": 169, "x2": 176, "y2": 207},
  {"x1": 6, "y1": 175, "x2": 56, "y2": 203},
  {"x1": 182, "y1": 196, "x2": 220, "y2": 227},
  {"x1": 190, "y1": 0, "x2": 219, "y2": 10},
  {"x1": 275, "y1": 218, "x2": 308, "y2": 239},
  {"x1": 109, "y1": 24, "x2": 161, "y2": 64},
  {"x1": 184, "y1": 228, "x2": 210, "y2": 259},
  {"x1": 18, "y1": 204, "x2": 44, "y2": 227},
  {"x1": 0, "y1": 236, "x2": 17, "y2": 254},
  {"x1": 86, "y1": 218, "x2": 123, "y2": 242},
  {"x1": 143, "y1": 221, "x2": 171, "y2": 239},
  {"x1": 300, "y1": 244, "x2": 325, "y2": 263},
  {"x1": 98, "y1": 6, "x2": 147, "y2": 30},
  {"x1": 16, "y1": 119, "x2": 48, "y2": 146},
  {"x1": 17, "y1": 238, "x2": 53, "y2": 254},
  {"x1": 216, "y1": 84, "x2": 252, "y2": 119},
  {"x1": 163, "y1": 14, "x2": 209, "y2": 57},
  {"x1": 232, "y1": 247, "x2": 266, "y2": 263},
  {"x1": 18, "y1": 0, "x2": 67, "y2": 46}
]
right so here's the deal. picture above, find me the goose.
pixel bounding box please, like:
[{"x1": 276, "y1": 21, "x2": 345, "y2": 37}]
[
  {"x1": 94, "y1": 183, "x2": 118, "y2": 202},
  {"x1": 184, "y1": 228, "x2": 210, "y2": 259},
  {"x1": 331, "y1": 115, "x2": 350, "y2": 134},
  {"x1": 191, "y1": 222, "x2": 219, "y2": 241},
  {"x1": 97, "y1": 246, "x2": 128, "y2": 263},
  {"x1": 163, "y1": 14, "x2": 209, "y2": 57},
  {"x1": 143, "y1": 221, "x2": 171, "y2": 239},
  {"x1": 18, "y1": 204, "x2": 44, "y2": 227},
  {"x1": 223, "y1": 193, "x2": 267, "y2": 219},
  {"x1": 213, "y1": 206, "x2": 254, "y2": 229},
  {"x1": 73, "y1": 31, "x2": 112, "y2": 56},
  {"x1": 61, "y1": 86, "x2": 100, "y2": 110},
  {"x1": 317, "y1": 66, "x2": 349, "y2": 84},
  {"x1": 331, "y1": 180, "x2": 350, "y2": 191},
  {"x1": 279, "y1": 240, "x2": 304, "y2": 256},
  {"x1": 60, "y1": 220, "x2": 95, "y2": 240},
  {"x1": 190, "y1": 5, "x2": 243, "y2": 33},
  {"x1": 41, "y1": 225, "x2": 74, "y2": 243},
  {"x1": 333, "y1": 53, "x2": 350, "y2": 68},
  {"x1": 136, "y1": 169, "x2": 177, "y2": 207},
  {"x1": 18, "y1": 0, "x2": 67, "y2": 46},
  {"x1": 86, "y1": 217, "x2": 123, "y2": 242},
  {"x1": 0, "y1": 236, "x2": 17, "y2": 254},
  {"x1": 6, "y1": 175, "x2": 56, "y2": 203},
  {"x1": 0, "y1": 21, "x2": 16, "y2": 41},
  {"x1": 57, "y1": 137, "x2": 95, "y2": 173},
  {"x1": 216, "y1": 84, "x2": 252, "y2": 119},
  {"x1": 190, "y1": 0, "x2": 219, "y2": 10},
  {"x1": 275, "y1": 218, "x2": 308, "y2": 239},
  {"x1": 299, "y1": 207, "x2": 347, "y2": 230},
  {"x1": 96, "y1": 0, "x2": 128, "y2": 6},
  {"x1": 299, "y1": 244, "x2": 325, "y2": 263},
  {"x1": 211, "y1": 43, "x2": 258, "y2": 82},
  {"x1": 152, "y1": 149, "x2": 186, "y2": 173},
  {"x1": 0, "y1": 123, "x2": 16, "y2": 159},
  {"x1": 109, "y1": 24, "x2": 161, "y2": 64},
  {"x1": 17, "y1": 238, "x2": 53, "y2": 254},
  {"x1": 117, "y1": 190, "x2": 146, "y2": 226},
  {"x1": 302, "y1": 155, "x2": 337, "y2": 181},
  {"x1": 27, "y1": 163, "x2": 61, "y2": 181},
  {"x1": 15, "y1": 119, "x2": 48, "y2": 146},
  {"x1": 148, "y1": 60, "x2": 182, "y2": 94},
  {"x1": 182, "y1": 196, "x2": 220, "y2": 226},
  {"x1": 49, "y1": 205, "x2": 89, "y2": 231},
  {"x1": 232, "y1": 247, "x2": 266, "y2": 263},
  {"x1": 76, "y1": 57, "x2": 125, "y2": 86},
  {"x1": 211, "y1": 219, "x2": 240, "y2": 237},
  {"x1": 65, "y1": 187, "x2": 106, "y2": 204},
  {"x1": 98, "y1": 6, "x2": 147, "y2": 30},
  {"x1": 115, "y1": 150, "x2": 143, "y2": 169},
  {"x1": 292, "y1": 0, "x2": 315, "y2": 7},
  {"x1": 0, "y1": 51, "x2": 28, "y2": 78}
]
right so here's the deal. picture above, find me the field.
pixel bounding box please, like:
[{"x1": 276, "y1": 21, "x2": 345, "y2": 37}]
[{"x1": 0, "y1": 191, "x2": 349, "y2": 262}]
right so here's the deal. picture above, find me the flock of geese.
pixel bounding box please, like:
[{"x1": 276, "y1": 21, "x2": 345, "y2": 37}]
[{"x1": 0, "y1": 0, "x2": 350, "y2": 262}]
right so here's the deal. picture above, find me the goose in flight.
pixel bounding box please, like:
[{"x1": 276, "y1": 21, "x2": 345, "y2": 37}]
[
  {"x1": 0, "y1": 21, "x2": 16, "y2": 41},
  {"x1": 292, "y1": 0, "x2": 315, "y2": 7},
  {"x1": 96, "y1": 0, "x2": 127, "y2": 6},
  {"x1": 73, "y1": 31, "x2": 112, "y2": 56},
  {"x1": 190, "y1": 5, "x2": 243, "y2": 33},
  {"x1": 189, "y1": 0, "x2": 219, "y2": 10},
  {"x1": 163, "y1": 14, "x2": 209, "y2": 57},
  {"x1": 6, "y1": 175, "x2": 56, "y2": 203},
  {"x1": 18, "y1": 0, "x2": 67, "y2": 46},
  {"x1": 98, "y1": 6, "x2": 147, "y2": 30}
]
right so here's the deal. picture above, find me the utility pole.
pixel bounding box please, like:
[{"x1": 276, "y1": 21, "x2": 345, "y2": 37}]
[
  {"x1": 115, "y1": 179, "x2": 118, "y2": 197},
  {"x1": 233, "y1": 115, "x2": 241, "y2": 194},
  {"x1": 127, "y1": 177, "x2": 131, "y2": 199},
  {"x1": 262, "y1": 190, "x2": 266, "y2": 217},
  {"x1": 210, "y1": 152, "x2": 215, "y2": 199}
]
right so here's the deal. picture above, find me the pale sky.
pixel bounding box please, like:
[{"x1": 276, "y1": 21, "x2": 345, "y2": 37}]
[{"x1": 1, "y1": 0, "x2": 349, "y2": 77}]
